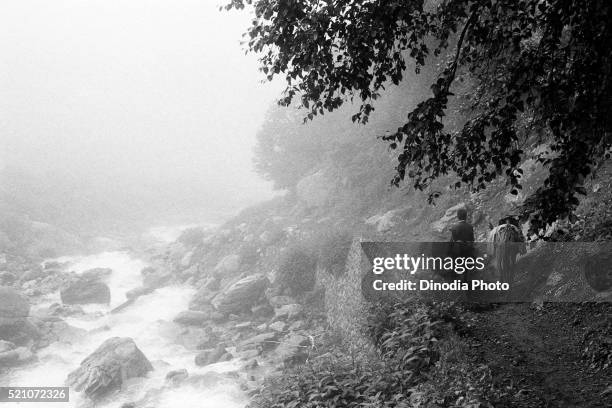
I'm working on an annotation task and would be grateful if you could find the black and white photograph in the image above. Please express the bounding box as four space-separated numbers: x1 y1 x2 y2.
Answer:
0 1 611 407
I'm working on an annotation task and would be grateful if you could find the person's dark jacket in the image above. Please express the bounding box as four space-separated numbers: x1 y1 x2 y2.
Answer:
449 220 475 259
450 220 475 242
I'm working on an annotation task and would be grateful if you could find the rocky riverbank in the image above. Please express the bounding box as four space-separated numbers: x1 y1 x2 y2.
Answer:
124 225 329 402
3 162 611 407
0 215 328 408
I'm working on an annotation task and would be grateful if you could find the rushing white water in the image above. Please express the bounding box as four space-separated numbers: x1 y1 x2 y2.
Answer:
4 251 247 408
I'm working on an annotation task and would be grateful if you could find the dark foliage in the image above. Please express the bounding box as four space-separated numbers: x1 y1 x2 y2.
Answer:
367 300 456 375
580 305 612 371
227 0 612 234
251 351 408 408
275 246 317 295
252 301 452 408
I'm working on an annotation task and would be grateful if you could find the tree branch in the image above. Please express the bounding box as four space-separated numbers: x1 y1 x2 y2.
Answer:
447 8 478 86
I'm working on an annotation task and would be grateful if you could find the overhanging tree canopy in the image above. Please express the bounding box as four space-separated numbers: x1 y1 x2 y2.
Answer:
227 0 612 233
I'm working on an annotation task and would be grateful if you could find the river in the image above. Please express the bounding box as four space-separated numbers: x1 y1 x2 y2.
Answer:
4 246 247 408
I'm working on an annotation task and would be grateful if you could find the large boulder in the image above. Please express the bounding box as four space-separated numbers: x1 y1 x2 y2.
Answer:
173 310 212 326
0 286 29 319
0 321 39 347
0 287 36 345
60 280 110 305
126 286 154 301
211 274 269 314
66 337 153 400
213 254 241 277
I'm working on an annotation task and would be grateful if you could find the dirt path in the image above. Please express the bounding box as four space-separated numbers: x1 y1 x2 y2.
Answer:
464 303 611 407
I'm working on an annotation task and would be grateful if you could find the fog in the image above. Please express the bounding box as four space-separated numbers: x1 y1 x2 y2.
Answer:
0 0 281 231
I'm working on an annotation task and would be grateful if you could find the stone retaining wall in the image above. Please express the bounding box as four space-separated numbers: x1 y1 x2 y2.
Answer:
316 238 375 356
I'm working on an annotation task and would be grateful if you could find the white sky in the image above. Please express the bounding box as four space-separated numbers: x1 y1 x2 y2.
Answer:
0 0 281 220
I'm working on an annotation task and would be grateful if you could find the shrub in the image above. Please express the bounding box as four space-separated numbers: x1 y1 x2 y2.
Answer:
580 305 612 371
252 300 453 408
316 230 353 277
251 346 412 408
366 300 460 375
275 246 317 296
409 334 497 408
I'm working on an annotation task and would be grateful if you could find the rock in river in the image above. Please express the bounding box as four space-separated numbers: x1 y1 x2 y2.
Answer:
165 368 188 385
61 279 110 305
195 344 231 367
0 286 38 345
66 337 153 400
126 286 154 300
173 310 212 326
0 286 29 319
0 346 34 366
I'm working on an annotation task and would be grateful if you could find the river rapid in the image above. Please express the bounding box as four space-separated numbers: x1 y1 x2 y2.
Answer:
4 232 247 407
